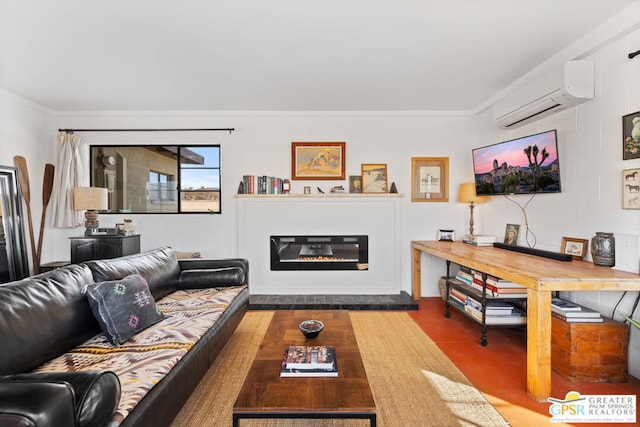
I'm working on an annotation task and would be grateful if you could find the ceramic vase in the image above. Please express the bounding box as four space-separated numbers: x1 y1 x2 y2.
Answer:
590 232 615 267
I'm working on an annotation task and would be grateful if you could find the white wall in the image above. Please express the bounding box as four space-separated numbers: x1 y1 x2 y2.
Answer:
1 111 472 292
0 89 54 267
475 26 640 377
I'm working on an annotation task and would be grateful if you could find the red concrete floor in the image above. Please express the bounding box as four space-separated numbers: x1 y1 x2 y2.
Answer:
409 297 640 427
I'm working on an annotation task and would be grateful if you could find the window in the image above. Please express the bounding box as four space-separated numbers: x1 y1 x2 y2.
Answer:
90 145 221 214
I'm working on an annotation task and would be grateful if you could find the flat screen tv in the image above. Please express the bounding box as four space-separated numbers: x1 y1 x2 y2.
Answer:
472 129 561 196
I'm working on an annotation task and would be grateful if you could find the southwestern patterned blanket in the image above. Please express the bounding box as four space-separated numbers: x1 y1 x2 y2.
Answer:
35 285 247 425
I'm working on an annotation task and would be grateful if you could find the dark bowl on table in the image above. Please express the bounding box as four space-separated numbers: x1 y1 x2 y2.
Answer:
299 320 324 339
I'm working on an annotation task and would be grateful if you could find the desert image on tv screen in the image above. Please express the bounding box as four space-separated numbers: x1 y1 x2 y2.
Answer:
473 130 561 195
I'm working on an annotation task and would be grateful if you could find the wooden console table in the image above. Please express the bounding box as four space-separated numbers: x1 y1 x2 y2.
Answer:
412 240 640 401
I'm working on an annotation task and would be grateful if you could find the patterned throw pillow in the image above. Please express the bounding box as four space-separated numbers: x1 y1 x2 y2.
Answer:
85 274 165 345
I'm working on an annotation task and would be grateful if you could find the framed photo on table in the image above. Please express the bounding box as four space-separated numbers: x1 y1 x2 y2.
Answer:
291 142 345 180
361 164 388 193
560 237 589 261
411 157 449 202
437 229 455 241
504 224 520 245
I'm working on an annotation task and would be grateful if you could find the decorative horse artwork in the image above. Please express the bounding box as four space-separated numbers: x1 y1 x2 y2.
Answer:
623 169 640 209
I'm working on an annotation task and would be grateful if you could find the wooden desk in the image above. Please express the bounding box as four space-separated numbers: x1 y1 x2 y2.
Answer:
411 240 640 401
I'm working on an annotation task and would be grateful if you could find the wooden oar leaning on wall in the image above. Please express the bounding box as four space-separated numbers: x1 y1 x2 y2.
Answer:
13 156 55 275
36 163 55 273
13 156 37 274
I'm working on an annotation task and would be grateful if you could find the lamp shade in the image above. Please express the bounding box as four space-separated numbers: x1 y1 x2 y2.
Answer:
457 183 487 204
74 187 108 210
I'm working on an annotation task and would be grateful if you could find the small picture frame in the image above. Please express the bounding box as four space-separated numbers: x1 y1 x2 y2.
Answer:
291 142 346 180
411 157 449 202
438 229 455 242
560 237 589 261
361 164 388 193
504 224 520 245
622 111 640 160
349 175 362 193
623 168 640 209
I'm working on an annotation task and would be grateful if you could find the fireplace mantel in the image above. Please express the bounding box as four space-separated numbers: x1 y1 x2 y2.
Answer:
237 195 402 295
234 193 404 199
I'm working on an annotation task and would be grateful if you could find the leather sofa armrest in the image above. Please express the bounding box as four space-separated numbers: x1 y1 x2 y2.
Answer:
178 267 246 289
0 380 76 427
1 371 120 427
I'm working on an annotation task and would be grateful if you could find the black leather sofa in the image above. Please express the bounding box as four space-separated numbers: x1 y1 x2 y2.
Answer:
0 246 249 427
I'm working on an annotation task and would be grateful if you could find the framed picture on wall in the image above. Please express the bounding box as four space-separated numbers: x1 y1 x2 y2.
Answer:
291 142 346 180
623 168 640 209
411 157 449 202
361 164 388 193
622 111 640 160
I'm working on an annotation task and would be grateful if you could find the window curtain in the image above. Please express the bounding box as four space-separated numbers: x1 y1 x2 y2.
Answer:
50 132 84 227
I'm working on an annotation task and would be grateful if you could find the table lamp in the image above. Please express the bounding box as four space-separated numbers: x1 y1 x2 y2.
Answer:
457 183 487 239
74 187 108 234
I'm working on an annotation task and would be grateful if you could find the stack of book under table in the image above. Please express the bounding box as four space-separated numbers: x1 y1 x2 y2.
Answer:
551 298 603 323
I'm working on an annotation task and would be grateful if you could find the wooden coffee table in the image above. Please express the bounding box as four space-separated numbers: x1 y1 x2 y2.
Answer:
232 310 376 426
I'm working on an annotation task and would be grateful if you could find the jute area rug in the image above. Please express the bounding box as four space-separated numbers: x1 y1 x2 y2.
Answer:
171 311 509 427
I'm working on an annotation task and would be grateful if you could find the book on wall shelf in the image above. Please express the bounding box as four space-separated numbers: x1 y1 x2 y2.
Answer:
280 346 339 377
240 175 287 194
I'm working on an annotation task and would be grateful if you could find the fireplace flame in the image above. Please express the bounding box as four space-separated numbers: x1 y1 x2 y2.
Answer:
297 256 346 262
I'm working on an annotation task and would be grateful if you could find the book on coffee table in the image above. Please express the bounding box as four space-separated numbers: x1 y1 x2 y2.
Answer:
280 345 338 377
280 366 339 377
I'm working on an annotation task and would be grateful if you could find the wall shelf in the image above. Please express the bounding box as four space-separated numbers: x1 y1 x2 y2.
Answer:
235 193 404 199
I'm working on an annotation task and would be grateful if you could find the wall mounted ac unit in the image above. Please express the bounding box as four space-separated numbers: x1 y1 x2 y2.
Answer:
492 60 594 129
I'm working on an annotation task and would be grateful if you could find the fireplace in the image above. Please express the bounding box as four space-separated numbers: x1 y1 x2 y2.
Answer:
270 235 368 271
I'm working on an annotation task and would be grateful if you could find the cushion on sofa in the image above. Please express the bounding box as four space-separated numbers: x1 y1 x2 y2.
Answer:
85 274 164 345
179 266 246 289
84 246 181 300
